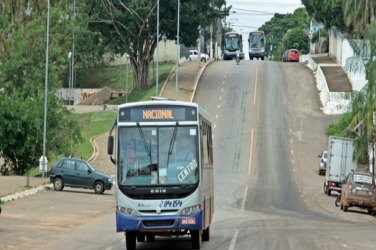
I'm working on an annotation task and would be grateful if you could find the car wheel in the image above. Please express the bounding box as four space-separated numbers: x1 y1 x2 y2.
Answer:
202 226 210 241
137 233 145 242
125 232 136 250
368 207 373 215
146 233 155 242
343 205 348 212
191 230 201 249
327 189 331 196
323 182 327 194
201 58 206 62
53 177 64 191
94 181 104 194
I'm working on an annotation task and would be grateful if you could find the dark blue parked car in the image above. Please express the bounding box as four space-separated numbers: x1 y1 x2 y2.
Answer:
50 158 113 194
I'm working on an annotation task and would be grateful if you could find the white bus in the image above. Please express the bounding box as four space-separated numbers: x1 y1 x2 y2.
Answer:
248 31 266 60
107 99 214 250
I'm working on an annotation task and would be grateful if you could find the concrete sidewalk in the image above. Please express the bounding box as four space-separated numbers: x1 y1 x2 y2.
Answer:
302 53 353 114
0 59 212 203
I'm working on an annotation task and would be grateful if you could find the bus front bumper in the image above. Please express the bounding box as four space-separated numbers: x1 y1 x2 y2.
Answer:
116 210 203 232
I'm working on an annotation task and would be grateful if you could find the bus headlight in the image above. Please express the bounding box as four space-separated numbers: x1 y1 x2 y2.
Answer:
118 206 137 216
181 205 201 215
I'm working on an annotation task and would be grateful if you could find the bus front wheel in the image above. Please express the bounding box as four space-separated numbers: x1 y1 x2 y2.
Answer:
202 226 210 241
191 230 202 249
125 232 136 250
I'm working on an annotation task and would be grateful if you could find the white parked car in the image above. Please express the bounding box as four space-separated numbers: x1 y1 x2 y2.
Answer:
189 50 209 62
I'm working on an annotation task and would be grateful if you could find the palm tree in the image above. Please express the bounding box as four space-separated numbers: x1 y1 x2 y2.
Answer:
347 20 376 164
342 0 376 38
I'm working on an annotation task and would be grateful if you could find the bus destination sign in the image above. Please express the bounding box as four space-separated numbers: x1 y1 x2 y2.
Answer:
119 105 197 122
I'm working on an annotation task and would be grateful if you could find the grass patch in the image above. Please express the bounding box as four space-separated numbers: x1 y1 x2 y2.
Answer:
74 63 174 91
74 111 117 160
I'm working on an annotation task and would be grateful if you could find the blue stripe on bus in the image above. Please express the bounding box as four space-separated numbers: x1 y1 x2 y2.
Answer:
115 210 203 232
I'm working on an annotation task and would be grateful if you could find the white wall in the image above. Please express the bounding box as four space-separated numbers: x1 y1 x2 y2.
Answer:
329 28 368 91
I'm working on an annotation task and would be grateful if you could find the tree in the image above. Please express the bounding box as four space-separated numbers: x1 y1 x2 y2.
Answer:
329 20 376 164
282 28 309 55
260 8 309 60
342 0 376 38
88 0 228 91
301 0 345 31
0 2 99 175
0 87 82 175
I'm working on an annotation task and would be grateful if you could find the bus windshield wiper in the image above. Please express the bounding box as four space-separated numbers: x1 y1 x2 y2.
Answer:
137 123 152 165
166 122 179 168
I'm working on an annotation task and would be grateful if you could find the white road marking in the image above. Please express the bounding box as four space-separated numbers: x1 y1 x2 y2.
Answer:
217 104 220 109
216 114 218 119
228 229 239 250
291 150 294 155
214 124 217 129
248 128 254 175
241 186 249 211
253 63 259 105
219 96 222 100
221 88 224 92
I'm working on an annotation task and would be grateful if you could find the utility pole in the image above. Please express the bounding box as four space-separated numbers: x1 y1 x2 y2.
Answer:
175 0 180 100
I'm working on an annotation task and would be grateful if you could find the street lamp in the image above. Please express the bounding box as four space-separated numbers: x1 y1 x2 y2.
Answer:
156 0 160 97
68 51 72 105
42 0 50 178
175 0 180 100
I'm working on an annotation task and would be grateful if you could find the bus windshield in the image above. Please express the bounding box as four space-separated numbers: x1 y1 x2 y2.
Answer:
118 125 199 186
225 36 241 50
249 34 265 49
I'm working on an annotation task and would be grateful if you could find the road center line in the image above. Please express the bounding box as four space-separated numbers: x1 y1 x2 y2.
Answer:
248 128 254 175
228 229 239 250
241 186 249 211
253 63 259 105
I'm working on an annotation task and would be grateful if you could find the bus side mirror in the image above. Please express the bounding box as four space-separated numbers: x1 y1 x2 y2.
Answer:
108 135 114 155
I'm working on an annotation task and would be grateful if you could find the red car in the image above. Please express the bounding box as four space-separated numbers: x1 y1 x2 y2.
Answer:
283 49 300 62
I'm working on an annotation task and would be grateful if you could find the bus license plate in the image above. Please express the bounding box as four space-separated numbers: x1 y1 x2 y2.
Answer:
182 217 196 225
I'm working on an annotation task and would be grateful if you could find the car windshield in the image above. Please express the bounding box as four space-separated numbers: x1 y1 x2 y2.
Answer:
118 125 199 186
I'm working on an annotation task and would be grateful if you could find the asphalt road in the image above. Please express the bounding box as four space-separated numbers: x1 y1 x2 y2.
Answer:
2 60 376 250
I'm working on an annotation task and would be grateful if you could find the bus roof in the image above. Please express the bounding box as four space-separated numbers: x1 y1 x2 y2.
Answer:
249 31 264 36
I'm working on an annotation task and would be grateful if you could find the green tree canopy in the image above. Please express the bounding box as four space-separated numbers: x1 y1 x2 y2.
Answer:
260 8 309 60
0 87 82 175
88 0 228 91
0 2 97 175
301 0 345 30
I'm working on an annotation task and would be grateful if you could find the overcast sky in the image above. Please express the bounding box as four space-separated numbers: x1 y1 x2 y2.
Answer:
225 0 304 34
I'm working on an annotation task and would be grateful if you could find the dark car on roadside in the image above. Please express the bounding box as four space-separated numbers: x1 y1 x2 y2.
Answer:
340 171 376 215
283 49 300 62
50 158 113 194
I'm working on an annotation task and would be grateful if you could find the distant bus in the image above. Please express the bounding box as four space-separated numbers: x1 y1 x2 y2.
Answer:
223 31 244 60
248 31 266 60
107 99 214 250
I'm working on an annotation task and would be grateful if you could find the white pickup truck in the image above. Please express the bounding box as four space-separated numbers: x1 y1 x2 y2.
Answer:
188 50 209 62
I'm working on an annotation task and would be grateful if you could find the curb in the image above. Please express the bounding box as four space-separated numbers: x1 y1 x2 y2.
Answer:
190 59 214 102
1 184 53 203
